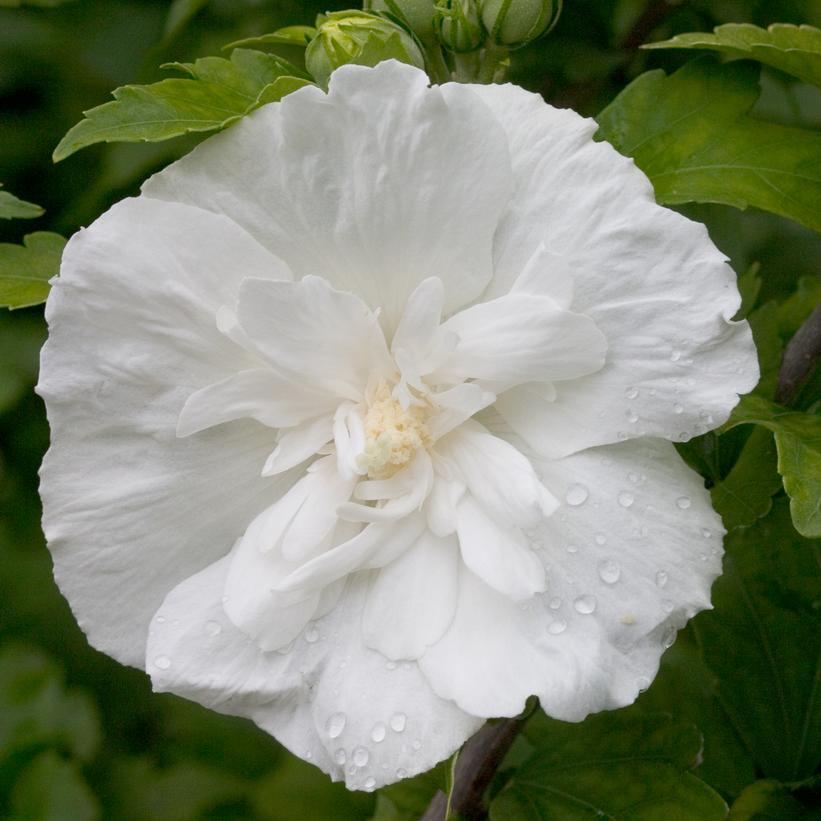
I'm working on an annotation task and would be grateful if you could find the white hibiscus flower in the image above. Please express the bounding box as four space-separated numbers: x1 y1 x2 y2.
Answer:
37 61 758 791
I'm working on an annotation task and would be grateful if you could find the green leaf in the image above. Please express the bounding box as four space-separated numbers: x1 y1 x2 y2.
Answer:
0 232 65 310
0 186 43 220
722 395 821 537
490 711 727 821
0 644 100 765
735 262 761 320
747 301 783 399
643 24 821 88
596 57 821 233
695 498 821 783
225 25 317 51
778 276 821 338
163 0 210 41
711 426 781 530
10 751 99 821
53 49 312 162
728 778 820 820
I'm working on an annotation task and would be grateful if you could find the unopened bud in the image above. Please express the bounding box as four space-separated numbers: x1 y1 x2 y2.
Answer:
306 11 426 88
480 0 555 46
434 0 485 52
365 0 437 41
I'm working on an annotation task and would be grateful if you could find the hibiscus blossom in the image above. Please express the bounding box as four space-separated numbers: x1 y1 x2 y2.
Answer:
38 61 758 790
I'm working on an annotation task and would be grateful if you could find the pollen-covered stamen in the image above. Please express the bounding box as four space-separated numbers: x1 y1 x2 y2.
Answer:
356 382 431 479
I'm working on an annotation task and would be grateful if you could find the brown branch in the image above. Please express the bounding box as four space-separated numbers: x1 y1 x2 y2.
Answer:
776 302 821 406
420 717 523 821
620 0 680 51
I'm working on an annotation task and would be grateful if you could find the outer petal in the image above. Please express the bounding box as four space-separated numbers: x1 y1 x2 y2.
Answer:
421 437 724 722
143 61 513 331
470 82 757 457
362 530 460 661
37 197 294 667
147 561 482 790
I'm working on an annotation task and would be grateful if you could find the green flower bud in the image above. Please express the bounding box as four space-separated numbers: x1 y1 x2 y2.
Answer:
306 11 426 89
434 0 485 53
480 0 555 46
364 0 437 41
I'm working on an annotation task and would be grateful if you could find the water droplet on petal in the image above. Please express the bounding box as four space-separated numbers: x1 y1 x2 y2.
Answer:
334 749 346 765
353 747 370 767
364 777 376 791
618 491 634 508
566 544 578 554
412 739 422 750
396 768 407 779
305 625 320 643
548 596 562 610
655 570 668 588
326 713 347 739
673 402 684 414
661 599 674 613
676 496 692 510
598 560 621 584
390 713 407 733
662 627 677 648
574 595 597 615
637 676 651 692
625 386 639 399
594 533 607 546
565 484 589 506
385 660 397 670
701 528 712 538
671 350 681 362
548 619 567 635
153 655 171 670
204 620 221 636
371 723 386 743
155 615 166 624
627 409 639 424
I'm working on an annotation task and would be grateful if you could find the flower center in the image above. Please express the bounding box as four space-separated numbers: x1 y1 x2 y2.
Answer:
355 382 431 479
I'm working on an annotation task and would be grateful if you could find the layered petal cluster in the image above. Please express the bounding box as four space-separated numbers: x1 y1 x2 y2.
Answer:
38 61 758 790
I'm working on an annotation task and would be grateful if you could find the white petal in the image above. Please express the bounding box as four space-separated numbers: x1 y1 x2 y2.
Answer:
455 497 546 601
437 422 558 528
427 383 497 441
433 294 606 392
391 276 445 365
147 563 482 789
177 369 334 436
144 61 513 332
236 276 393 401
419 567 556 717
511 243 574 309
362 530 459 660
424 475 465 538
333 402 368 481
37 196 294 667
262 416 334 476
470 82 758 456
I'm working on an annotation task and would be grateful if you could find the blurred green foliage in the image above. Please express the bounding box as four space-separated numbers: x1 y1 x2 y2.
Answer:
1 0 820 819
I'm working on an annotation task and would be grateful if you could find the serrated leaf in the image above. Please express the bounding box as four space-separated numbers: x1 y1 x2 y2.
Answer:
0 186 44 220
225 25 317 51
644 24 821 88
490 711 727 821
711 426 781 530
10 751 99 821
596 57 821 233
53 49 312 162
0 232 65 310
722 395 821 537
695 498 821 783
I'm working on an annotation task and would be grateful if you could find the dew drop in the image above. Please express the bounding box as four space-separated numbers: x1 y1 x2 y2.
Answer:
326 712 347 739
625 386 639 399
655 570 668 588
353 747 370 767
670 350 682 362
371 722 386 743
594 532 607 546
334 749 347 766
305 625 320 643
565 484 589 506
385 660 397 671
701 528 712 538
574 595 597 615
618 491 635 508
662 627 677 649
390 713 407 733
661 599 674 614
676 496 692 510
155 615 166 624
364 777 376 791
548 596 562 610
548 619 567 635
566 544 578 554
396 768 407 779
627 409 639 424
412 739 422 750
153 655 171 670
598 560 621 584
204 620 222 637
637 676 651 692
673 402 684 414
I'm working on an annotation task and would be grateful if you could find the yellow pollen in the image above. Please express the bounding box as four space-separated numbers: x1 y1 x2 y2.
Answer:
356 383 431 479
